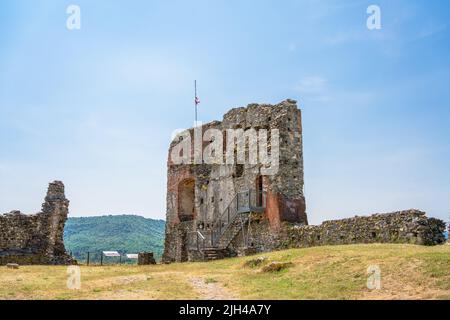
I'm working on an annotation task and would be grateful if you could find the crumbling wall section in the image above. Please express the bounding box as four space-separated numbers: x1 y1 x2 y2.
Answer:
0 181 75 265
278 210 446 249
227 210 445 257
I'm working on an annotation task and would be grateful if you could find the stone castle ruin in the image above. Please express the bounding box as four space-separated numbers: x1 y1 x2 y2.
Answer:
0 101 445 266
0 181 75 265
163 100 446 263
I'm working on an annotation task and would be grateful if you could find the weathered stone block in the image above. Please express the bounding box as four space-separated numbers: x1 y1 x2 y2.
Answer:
138 252 156 265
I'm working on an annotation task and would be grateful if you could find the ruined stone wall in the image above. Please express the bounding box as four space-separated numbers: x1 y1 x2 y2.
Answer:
227 210 446 256
277 210 446 250
0 181 75 265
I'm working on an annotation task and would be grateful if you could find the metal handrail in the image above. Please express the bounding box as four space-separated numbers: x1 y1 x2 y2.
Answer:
197 230 206 240
188 190 266 251
188 230 209 251
210 190 266 247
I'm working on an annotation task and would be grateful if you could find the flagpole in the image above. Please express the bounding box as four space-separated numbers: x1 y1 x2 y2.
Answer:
194 80 198 125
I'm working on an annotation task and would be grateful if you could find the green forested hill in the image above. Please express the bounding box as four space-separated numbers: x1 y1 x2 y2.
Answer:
64 215 165 262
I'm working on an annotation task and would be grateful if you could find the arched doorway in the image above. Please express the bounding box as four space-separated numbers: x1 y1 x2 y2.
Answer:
178 179 195 222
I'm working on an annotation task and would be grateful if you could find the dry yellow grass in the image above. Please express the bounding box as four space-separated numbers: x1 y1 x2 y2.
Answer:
0 244 448 300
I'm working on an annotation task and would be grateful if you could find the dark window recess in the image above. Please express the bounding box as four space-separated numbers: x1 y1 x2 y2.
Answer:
200 198 204 205
211 197 214 203
371 232 377 239
234 164 244 178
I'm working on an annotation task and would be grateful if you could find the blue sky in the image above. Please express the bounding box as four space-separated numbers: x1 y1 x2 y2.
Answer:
0 0 449 224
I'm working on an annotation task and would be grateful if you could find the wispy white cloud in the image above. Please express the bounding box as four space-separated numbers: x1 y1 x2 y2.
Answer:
294 76 328 93
93 51 194 94
417 23 447 39
293 76 378 105
293 76 332 102
109 52 193 92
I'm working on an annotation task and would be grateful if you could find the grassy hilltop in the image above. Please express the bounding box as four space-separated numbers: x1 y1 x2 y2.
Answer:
64 215 165 262
0 244 449 300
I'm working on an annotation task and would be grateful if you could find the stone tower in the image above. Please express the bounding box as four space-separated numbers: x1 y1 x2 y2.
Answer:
163 99 307 262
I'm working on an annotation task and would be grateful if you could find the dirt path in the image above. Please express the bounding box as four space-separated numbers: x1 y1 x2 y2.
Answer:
189 277 238 300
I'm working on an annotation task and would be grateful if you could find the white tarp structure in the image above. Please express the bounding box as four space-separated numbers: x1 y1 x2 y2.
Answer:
102 251 121 257
126 254 138 259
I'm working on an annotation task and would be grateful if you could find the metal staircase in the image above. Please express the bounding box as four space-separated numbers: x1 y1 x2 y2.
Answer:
189 189 266 261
